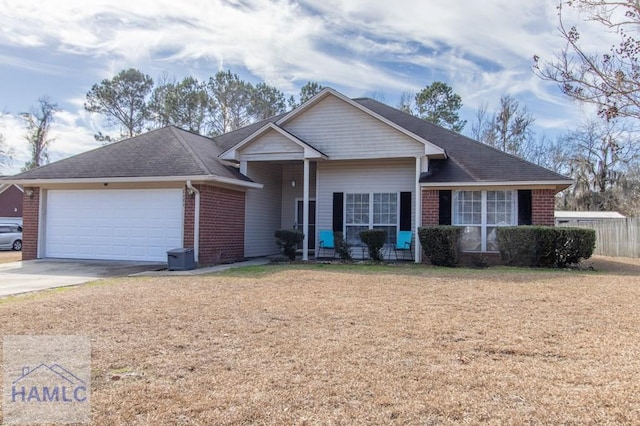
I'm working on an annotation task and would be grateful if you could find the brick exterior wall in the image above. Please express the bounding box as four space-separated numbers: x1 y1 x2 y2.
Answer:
421 189 439 226
532 188 556 226
0 185 23 217
22 187 40 261
183 184 246 266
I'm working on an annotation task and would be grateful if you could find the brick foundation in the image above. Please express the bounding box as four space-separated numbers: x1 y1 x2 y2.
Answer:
22 187 40 261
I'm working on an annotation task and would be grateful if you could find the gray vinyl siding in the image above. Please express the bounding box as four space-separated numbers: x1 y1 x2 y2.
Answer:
244 162 283 257
316 159 416 244
241 130 303 156
283 96 425 160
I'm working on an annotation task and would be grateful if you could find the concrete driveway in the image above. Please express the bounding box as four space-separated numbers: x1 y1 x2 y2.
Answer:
0 259 164 297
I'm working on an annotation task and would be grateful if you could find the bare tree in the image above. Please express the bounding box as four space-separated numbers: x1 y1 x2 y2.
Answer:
22 97 60 171
534 1 640 121
470 102 491 141
397 92 415 115
560 118 640 212
0 132 13 171
470 95 535 158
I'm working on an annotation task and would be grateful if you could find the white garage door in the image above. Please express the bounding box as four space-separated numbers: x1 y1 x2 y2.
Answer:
45 189 184 261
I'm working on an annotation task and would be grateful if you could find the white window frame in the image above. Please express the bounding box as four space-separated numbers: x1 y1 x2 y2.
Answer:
345 192 399 245
453 190 517 252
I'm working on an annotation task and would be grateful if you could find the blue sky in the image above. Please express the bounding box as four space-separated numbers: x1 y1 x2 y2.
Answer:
0 0 612 174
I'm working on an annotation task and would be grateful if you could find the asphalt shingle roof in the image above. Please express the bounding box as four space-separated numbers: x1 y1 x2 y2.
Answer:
353 98 572 184
7 126 251 182
4 95 572 187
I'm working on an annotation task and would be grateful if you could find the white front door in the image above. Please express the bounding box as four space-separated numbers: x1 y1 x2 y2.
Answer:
45 189 183 261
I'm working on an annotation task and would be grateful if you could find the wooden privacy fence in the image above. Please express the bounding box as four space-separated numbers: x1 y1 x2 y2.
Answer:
560 218 639 258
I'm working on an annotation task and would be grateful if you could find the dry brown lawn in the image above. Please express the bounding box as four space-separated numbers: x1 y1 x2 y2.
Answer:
0 250 21 264
1 256 639 424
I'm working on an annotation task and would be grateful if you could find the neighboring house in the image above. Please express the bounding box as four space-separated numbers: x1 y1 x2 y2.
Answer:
2 88 572 264
555 210 626 225
0 182 23 224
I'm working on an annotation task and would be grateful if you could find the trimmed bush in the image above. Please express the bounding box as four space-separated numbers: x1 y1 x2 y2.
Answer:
334 231 352 261
554 227 597 267
418 226 463 267
274 229 304 261
360 229 387 261
497 226 595 268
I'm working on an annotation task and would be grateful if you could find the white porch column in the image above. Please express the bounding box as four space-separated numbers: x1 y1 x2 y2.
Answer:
302 159 310 261
415 157 422 263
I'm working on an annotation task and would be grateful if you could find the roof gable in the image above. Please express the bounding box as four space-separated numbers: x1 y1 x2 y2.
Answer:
220 123 327 161
274 89 443 160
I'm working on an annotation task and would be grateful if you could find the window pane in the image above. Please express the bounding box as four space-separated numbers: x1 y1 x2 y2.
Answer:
346 226 369 246
487 227 500 252
487 190 515 225
346 193 369 225
373 193 397 225
373 226 397 245
454 191 481 225
460 226 482 252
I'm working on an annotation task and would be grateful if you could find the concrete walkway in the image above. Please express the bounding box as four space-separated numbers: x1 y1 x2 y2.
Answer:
132 257 271 276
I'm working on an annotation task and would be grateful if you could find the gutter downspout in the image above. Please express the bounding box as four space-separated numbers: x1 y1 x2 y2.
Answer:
186 180 200 263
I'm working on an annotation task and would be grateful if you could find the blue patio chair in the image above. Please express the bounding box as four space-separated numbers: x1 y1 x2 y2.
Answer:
318 230 335 258
394 230 414 261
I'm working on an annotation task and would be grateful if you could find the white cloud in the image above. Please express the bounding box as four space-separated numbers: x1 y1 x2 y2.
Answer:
0 0 623 159
0 110 97 175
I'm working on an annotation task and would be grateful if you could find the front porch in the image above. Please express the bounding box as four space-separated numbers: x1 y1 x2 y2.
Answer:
242 158 422 262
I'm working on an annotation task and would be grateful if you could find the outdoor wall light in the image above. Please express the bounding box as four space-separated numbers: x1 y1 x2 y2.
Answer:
25 189 34 199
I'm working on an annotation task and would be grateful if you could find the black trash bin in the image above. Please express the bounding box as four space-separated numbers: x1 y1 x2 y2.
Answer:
167 248 195 271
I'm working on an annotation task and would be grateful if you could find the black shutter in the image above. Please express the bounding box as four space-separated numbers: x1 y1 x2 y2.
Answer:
439 190 452 225
518 190 532 225
332 192 344 232
399 192 412 231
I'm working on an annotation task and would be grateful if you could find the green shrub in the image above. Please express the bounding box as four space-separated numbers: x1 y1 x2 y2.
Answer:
274 229 304 261
418 226 463 267
497 226 595 268
359 229 387 261
554 227 597 267
334 231 352 261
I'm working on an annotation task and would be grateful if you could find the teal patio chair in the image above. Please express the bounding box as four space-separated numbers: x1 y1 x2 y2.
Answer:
394 230 414 261
318 230 335 258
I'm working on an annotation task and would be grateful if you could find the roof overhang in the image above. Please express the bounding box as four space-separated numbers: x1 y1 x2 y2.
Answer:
0 183 23 195
2 175 263 189
420 180 574 191
220 122 328 161
276 88 447 159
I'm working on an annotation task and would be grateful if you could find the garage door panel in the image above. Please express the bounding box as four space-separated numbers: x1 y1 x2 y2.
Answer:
46 189 184 262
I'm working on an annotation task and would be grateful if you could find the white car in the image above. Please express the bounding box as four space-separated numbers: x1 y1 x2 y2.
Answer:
0 224 22 251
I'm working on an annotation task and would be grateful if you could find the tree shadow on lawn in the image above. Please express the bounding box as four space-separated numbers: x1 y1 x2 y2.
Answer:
579 255 640 277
